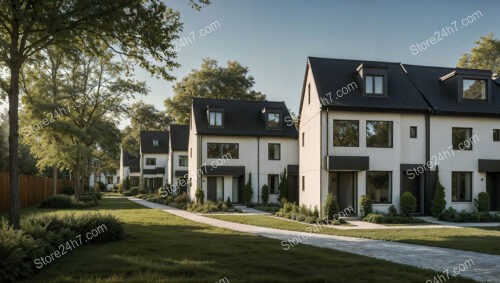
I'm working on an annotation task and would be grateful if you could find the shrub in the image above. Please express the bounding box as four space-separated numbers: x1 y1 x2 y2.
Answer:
187 200 233 213
70 213 124 244
61 186 75 196
261 184 269 204
313 206 320 218
438 207 458 222
39 195 73 208
94 181 106 192
244 173 253 204
304 216 318 224
226 197 232 208
78 194 98 206
323 193 339 222
296 214 306 222
388 205 397 216
195 188 204 204
431 166 446 217
400 191 417 217
360 195 372 218
363 213 383 223
174 192 190 205
278 168 288 203
123 187 139 196
363 213 424 224
474 192 490 213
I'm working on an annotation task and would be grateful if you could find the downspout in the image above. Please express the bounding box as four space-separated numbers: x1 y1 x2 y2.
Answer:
425 112 431 215
257 136 260 204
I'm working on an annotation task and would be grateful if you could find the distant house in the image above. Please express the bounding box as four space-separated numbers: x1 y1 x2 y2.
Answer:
119 148 140 187
168 124 189 193
89 172 119 191
298 56 500 215
140 131 169 191
188 98 299 204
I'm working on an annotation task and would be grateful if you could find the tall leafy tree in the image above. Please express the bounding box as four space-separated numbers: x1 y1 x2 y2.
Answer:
165 58 266 124
0 0 209 229
457 33 500 75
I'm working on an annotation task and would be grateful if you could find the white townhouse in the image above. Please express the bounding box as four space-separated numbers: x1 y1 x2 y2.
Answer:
89 172 119 191
119 148 141 187
140 131 169 191
188 98 299 204
168 124 189 193
298 57 500 215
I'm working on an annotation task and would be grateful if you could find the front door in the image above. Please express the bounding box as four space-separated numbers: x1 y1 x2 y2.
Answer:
401 171 421 213
329 172 356 214
232 177 240 203
487 173 500 211
207 177 217 202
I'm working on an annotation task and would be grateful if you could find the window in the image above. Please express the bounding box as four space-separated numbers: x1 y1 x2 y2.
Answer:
366 121 393 148
146 158 156 166
267 112 281 129
366 171 392 203
268 175 279 194
366 75 384 95
463 79 486 100
179 155 188 167
302 176 305 191
268 143 281 160
152 139 159 146
106 176 113 185
452 172 472 202
493 129 500 142
208 111 223 127
452 127 473 150
207 143 239 159
308 83 311 105
410 126 417 139
302 132 305 147
333 120 359 147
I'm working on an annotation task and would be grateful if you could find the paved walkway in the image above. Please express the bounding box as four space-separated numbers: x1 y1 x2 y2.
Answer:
129 198 500 282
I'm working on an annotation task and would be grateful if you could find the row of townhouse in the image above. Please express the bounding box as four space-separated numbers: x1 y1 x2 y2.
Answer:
119 56 499 215
299 57 500 215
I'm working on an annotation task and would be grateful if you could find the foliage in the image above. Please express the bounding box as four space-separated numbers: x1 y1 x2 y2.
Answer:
400 192 417 217
474 192 490 213
276 200 326 224
261 184 269 204
61 186 75 196
431 166 447 217
123 187 139 196
165 58 266 124
94 181 106 192
457 33 500 75
195 187 205 204
174 193 190 205
438 207 500 223
363 213 424 224
388 205 398 216
253 203 281 213
278 168 288 203
226 197 232 208
187 200 239 213
323 193 339 221
39 195 73 208
360 195 373 218
244 173 253 204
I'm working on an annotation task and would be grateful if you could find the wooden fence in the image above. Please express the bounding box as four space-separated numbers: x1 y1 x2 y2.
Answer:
0 172 75 211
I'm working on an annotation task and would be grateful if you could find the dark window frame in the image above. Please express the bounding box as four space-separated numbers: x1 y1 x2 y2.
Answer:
268 174 280 194
410 126 417 139
302 176 305 191
179 155 188 167
452 127 473 150
366 171 392 204
366 120 393 148
302 132 305 147
266 110 283 129
451 171 473 202
207 142 239 159
333 119 359 147
268 143 281 160
208 110 224 128
462 79 487 101
365 75 385 95
493 129 500 142
145 158 156 166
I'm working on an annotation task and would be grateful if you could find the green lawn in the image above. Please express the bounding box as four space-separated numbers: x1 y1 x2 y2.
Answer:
7 198 475 282
209 215 500 255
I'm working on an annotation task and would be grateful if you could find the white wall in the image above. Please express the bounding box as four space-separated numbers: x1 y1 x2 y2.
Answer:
170 150 189 186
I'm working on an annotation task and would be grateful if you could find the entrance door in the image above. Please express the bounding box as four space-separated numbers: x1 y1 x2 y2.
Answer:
487 173 500 211
207 177 217 202
287 175 299 203
232 177 239 203
402 171 421 213
329 172 356 214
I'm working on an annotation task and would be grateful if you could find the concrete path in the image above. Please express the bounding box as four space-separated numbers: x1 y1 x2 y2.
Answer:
129 198 500 283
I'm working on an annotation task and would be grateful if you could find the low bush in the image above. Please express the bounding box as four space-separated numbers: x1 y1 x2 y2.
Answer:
174 192 190 205
360 195 372 218
79 194 98 206
323 193 339 222
261 185 269 204
123 187 139 196
254 203 281 213
195 187 204 204
388 205 398 216
39 195 73 208
94 181 106 192
61 186 75 196
363 213 424 224
276 200 327 224
187 200 239 213
438 206 500 222
400 191 417 217
474 192 490 213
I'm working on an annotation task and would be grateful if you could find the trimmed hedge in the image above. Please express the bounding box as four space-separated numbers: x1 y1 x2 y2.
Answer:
438 207 500 222
39 195 73 208
363 213 424 224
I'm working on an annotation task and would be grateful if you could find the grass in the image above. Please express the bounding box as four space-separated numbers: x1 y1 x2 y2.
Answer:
209 214 500 255
7 198 474 282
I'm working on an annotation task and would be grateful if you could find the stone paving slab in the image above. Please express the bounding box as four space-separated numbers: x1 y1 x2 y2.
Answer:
129 198 500 283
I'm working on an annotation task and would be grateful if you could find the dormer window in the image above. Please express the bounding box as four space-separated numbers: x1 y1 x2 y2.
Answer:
366 75 384 95
267 112 281 129
152 139 159 146
208 110 223 127
463 79 486 100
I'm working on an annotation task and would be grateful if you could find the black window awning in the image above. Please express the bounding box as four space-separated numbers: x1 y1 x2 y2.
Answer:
326 156 369 171
174 170 188 177
287 165 299 175
201 165 245 176
478 159 500 172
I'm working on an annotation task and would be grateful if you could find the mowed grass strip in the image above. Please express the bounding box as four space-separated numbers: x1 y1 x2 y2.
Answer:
18 198 475 283
209 214 500 255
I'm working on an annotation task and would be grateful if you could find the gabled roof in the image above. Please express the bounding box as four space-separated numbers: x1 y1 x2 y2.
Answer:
404 64 500 117
122 150 140 172
192 98 298 138
140 131 169 154
305 57 431 113
169 124 189 151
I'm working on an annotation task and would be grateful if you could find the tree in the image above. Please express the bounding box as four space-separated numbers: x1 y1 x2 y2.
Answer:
21 46 143 200
261 184 269 204
458 33 500 75
0 0 209 229
165 58 266 124
122 101 170 155
431 166 447 217
244 172 253 204
323 192 339 222
278 167 288 202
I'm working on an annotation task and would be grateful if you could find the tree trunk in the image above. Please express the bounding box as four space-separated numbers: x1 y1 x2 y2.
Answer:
53 165 58 195
8 62 21 229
